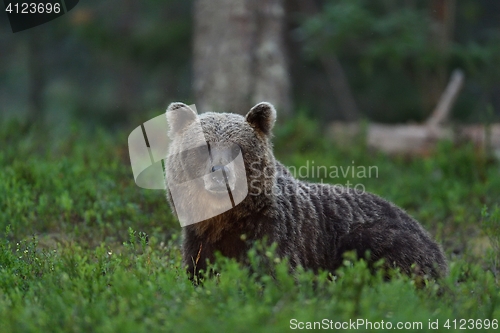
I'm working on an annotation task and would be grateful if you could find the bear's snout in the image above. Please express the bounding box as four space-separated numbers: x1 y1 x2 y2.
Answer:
204 161 237 194
211 165 229 174
202 143 241 195
207 165 230 192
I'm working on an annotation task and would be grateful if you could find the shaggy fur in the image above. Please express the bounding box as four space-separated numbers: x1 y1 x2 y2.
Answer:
165 102 448 279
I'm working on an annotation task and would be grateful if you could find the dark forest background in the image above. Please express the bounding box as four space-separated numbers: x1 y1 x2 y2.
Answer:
0 0 499 126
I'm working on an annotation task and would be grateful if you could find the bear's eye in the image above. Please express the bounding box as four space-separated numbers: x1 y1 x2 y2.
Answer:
230 144 242 160
206 142 242 161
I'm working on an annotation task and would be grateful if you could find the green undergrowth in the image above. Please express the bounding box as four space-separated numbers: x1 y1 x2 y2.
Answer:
0 120 177 247
1 116 500 332
0 232 499 333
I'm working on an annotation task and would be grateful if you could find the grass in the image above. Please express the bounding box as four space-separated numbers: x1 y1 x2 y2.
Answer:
0 116 499 332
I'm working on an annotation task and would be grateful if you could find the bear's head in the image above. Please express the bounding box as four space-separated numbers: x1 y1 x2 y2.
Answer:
165 102 277 226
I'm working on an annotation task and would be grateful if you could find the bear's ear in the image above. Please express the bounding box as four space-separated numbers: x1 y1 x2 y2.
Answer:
166 102 197 136
245 102 277 136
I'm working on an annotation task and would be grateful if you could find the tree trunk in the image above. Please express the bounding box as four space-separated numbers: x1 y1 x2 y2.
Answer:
193 0 291 116
252 0 291 116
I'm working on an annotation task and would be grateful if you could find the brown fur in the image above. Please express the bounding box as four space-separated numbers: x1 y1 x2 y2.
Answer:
165 102 448 280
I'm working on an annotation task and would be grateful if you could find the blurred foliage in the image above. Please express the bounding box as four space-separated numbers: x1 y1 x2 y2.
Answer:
1 0 499 124
298 0 500 122
0 0 193 125
71 0 191 69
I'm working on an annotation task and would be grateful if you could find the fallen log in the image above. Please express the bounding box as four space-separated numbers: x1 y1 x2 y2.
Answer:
327 69 500 157
328 122 500 156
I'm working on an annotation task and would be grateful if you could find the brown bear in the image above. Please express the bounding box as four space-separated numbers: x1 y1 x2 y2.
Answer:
164 102 448 280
